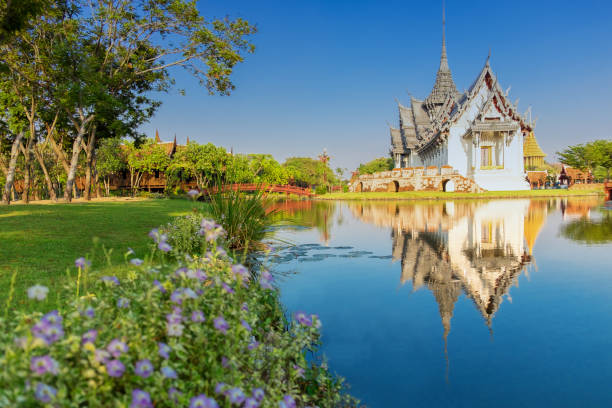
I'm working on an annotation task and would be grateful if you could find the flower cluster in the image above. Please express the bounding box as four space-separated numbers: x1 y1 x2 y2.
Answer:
199 218 225 243
0 219 358 407
149 227 172 252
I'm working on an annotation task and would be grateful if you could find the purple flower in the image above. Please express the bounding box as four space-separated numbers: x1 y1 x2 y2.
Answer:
241 302 249 312
166 307 183 324
190 394 219 408
227 388 246 405
311 314 322 329
41 310 62 325
107 339 128 358
27 284 49 300
293 364 305 378
200 219 217 231
117 297 130 308
106 359 125 377
221 356 230 368
82 306 95 318
82 329 98 345
130 389 153 408
75 257 91 269
34 383 57 403
127 247 135 255
32 322 64 345
215 383 227 395
167 322 184 337
248 339 260 351
232 264 250 281
30 355 59 375
214 316 229 334
101 276 119 285
161 366 178 379
130 258 144 266
279 395 296 408
95 350 111 364
158 342 171 359
134 359 153 378
221 282 235 294
153 279 166 293
191 310 205 323
252 388 265 401
259 270 274 290
294 311 312 327
196 269 207 281
169 387 182 403
158 241 172 252
244 397 260 408
170 288 197 304
241 320 252 332
187 189 200 198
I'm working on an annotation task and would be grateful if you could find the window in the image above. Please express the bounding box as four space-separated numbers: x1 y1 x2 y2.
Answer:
481 146 492 168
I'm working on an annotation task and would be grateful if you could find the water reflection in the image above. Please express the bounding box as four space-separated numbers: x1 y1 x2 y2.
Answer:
348 200 549 338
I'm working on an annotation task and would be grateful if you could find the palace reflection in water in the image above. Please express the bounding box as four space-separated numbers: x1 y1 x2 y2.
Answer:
347 200 551 340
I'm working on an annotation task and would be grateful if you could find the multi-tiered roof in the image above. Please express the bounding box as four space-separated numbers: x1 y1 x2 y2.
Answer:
391 17 534 157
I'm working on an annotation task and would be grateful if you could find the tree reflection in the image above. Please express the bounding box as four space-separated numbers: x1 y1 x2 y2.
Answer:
560 211 612 244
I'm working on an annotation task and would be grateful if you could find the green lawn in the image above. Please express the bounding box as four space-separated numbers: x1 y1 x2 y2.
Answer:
318 189 605 200
0 199 197 311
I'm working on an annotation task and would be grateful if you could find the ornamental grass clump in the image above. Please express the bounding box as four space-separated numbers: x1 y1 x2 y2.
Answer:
0 219 358 407
207 186 276 252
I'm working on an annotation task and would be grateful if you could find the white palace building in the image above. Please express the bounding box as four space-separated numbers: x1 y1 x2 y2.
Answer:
389 16 534 191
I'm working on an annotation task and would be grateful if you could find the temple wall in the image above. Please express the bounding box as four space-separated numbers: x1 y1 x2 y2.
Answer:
350 167 484 193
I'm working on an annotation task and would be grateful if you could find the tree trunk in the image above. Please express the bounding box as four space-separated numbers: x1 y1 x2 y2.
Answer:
64 128 87 203
93 154 101 198
20 137 35 204
2 132 24 205
33 144 58 202
83 128 96 201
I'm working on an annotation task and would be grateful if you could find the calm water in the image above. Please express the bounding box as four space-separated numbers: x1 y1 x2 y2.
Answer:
270 198 612 407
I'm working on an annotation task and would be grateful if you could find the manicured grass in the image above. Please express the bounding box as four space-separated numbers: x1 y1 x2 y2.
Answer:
0 199 197 311
317 189 605 200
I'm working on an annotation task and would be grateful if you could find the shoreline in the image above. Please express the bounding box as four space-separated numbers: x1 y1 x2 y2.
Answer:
315 189 605 201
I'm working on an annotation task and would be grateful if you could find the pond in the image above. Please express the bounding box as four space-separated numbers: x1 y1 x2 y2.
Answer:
269 197 612 407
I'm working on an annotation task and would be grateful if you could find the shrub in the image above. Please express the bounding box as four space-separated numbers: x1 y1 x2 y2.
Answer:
160 214 210 259
0 222 358 407
342 185 349 193
207 187 276 252
314 185 327 195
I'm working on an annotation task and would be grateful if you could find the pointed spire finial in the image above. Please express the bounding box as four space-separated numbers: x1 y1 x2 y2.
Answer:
440 0 449 72
155 129 161 143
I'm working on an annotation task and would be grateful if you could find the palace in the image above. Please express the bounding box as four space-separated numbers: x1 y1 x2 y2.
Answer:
389 17 535 191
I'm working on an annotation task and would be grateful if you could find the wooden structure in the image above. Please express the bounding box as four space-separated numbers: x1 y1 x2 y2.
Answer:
526 170 548 189
206 184 314 197
559 165 593 186
605 182 612 201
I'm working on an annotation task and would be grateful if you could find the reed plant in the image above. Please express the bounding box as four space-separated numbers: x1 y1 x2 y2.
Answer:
206 184 277 252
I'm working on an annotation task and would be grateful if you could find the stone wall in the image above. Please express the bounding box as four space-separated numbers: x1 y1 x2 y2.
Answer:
350 166 485 193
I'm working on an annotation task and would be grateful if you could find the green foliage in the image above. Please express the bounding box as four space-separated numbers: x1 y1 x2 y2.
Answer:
125 139 171 193
358 157 394 174
557 140 612 180
315 185 328 195
207 187 275 252
161 214 210 259
167 143 231 189
0 225 358 406
97 138 127 196
283 157 337 187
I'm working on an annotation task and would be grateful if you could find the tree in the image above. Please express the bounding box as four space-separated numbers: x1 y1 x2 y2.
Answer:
126 139 170 194
167 142 231 189
558 140 612 181
97 138 126 196
283 157 337 187
358 157 394 175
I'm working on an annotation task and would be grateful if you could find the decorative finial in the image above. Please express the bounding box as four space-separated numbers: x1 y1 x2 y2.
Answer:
155 129 161 143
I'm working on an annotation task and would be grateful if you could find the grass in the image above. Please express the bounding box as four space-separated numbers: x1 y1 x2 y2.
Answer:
0 199 197 311
317 189 605 200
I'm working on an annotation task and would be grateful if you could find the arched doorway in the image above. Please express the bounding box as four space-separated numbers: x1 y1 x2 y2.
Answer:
388 180 399 192
442 179 455 192
355 182 363 192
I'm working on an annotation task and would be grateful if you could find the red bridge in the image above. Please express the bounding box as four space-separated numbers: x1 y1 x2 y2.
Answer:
206 184 314 197
605 182 612 201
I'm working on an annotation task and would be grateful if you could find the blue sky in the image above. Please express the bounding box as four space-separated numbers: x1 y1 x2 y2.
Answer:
140 0 612 172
